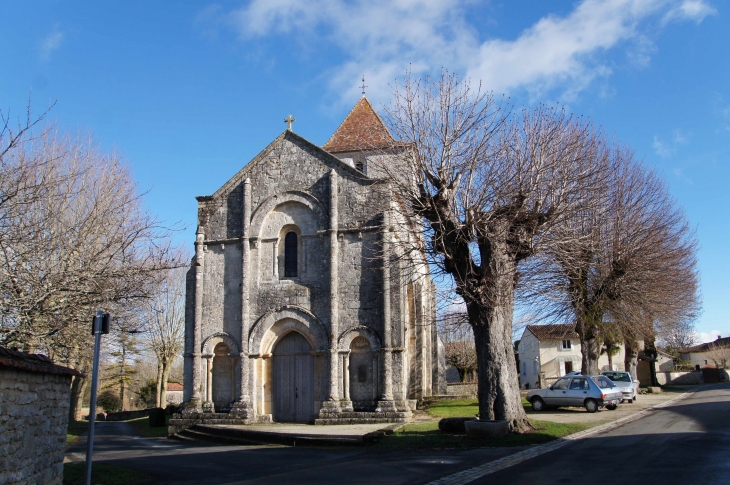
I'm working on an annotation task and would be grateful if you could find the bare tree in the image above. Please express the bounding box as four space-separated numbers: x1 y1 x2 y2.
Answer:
522 145 700 376
0 122 183 420
439 311 477 382
705 342 730 369
143 265 187 408
383 72 605 432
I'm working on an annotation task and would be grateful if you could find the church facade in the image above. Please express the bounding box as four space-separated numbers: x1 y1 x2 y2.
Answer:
181 98 444 424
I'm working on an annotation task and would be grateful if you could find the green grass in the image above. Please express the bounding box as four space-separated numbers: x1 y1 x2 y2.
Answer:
371 398 592 450
66 420 89 448
63 463 151 485
375 420 591 450
126 415 170 438
425 398 531 419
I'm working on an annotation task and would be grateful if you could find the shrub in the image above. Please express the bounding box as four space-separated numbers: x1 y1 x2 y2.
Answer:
97 390 122 413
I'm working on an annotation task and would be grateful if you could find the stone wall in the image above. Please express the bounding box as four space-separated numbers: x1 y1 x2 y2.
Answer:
0 348 79 485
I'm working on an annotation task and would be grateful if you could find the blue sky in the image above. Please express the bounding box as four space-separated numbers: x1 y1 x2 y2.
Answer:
1 0 727 342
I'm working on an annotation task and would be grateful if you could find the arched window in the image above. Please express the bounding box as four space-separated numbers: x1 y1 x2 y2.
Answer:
284 231 298 277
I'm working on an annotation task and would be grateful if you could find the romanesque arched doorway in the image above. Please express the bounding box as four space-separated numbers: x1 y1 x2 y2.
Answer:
212 342 234 411
272 331 314 422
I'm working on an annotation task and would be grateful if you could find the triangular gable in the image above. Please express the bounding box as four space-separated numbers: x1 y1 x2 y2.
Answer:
199 130 373 201
322 97 396 153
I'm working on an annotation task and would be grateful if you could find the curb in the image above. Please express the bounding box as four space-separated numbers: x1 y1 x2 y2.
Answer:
425 389 697 485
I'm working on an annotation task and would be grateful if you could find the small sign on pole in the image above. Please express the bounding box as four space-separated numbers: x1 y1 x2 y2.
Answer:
85 310 110 485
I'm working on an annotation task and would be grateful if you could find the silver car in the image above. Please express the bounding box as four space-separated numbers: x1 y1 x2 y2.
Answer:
601 371 640 403
527 375 623 413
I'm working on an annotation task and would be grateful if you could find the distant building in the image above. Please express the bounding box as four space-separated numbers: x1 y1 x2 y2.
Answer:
517 324 626 389
166 382 184 405
679 336 730 370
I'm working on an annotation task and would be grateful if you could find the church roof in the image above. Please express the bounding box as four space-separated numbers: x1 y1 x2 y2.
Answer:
322 97 396 153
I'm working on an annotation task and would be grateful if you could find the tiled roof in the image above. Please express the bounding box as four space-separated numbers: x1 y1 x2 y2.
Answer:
167 382 184 391
322 97 396 153
526 324 579 341
0 346 82 377
681 336 730 353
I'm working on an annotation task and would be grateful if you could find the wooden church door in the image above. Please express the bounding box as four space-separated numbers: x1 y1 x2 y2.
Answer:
273 331 314 422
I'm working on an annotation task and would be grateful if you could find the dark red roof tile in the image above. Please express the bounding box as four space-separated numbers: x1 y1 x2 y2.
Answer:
322 97 395 153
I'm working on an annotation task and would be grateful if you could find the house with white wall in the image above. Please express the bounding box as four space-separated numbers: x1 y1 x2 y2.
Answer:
679 336 730 370
517 324 626 389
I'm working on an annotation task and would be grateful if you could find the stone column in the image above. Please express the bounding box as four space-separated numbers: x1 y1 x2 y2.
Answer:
377 207 397 412
341 351 353 411
187 227 205 412
321 169 341 415
203 355 214 413
231 178 252 420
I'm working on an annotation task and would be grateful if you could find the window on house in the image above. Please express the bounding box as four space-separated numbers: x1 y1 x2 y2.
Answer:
562 340 572 350
533 360 538 374
284 231 298 277
355 161 364 172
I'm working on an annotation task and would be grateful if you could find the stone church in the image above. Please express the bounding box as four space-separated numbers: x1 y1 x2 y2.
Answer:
180 97 445 425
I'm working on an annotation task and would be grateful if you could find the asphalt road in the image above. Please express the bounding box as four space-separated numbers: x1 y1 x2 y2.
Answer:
75 384 730 485
472 383 730 485
74 422 516 484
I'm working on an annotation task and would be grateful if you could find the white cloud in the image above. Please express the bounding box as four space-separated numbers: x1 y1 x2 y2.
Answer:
697 329 726 343
39 28 64 60
662 0 717 25
653 135 674 157
215 0 717 103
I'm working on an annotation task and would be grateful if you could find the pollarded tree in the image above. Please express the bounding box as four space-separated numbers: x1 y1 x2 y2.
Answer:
522 145 700 376
383 72 606 432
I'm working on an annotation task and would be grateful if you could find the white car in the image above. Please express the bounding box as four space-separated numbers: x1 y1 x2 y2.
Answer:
601 371 640 403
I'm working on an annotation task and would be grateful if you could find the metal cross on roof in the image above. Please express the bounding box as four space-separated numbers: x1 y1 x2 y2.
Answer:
360 75 368 97
284 114 296 131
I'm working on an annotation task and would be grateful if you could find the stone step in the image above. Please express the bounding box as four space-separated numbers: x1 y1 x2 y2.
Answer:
317 412 411 419
314 418 407 425
191 424 366 447
177 427 267 446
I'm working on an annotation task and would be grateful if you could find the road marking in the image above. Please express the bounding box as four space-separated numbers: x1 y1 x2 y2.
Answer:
425 390 695 485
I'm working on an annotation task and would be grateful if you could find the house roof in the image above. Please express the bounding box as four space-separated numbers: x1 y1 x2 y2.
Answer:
166 382 183 391
0 346 82 377
526 324 579 341
322 97 396 153
681 336 730 353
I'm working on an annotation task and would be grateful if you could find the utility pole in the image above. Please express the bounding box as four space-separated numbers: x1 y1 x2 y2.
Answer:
85 310 110 485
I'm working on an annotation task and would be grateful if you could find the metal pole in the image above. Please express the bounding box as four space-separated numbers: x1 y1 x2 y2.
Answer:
85 310 103 485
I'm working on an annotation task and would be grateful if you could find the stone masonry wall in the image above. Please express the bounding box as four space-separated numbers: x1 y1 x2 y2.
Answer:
0 368 72 485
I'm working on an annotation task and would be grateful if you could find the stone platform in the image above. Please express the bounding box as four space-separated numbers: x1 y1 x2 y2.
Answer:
171 422 401 447
314 410 411 425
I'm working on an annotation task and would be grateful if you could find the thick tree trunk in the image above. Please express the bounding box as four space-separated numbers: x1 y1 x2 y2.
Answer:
576 314 601 375
579 336 601 376
645 337 660 386
624 339 640 380
68 374 88 422
468 299 532 434
155 359 164 408
160 359 171 408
